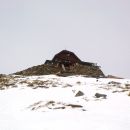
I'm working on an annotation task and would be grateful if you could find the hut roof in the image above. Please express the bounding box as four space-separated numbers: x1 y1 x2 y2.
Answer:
52 50 81 64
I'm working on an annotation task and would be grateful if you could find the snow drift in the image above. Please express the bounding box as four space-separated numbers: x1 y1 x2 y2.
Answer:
0 75 130 130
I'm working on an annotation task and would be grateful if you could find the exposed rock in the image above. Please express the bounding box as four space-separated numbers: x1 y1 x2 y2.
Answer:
75 91 84 97
27 100 83 111
0 74 16 90
108 81 121 85
95 93 107 99
106 75 123 79
125 84 130 89
66 104 83 108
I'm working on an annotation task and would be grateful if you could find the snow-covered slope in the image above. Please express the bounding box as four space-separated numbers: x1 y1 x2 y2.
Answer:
0 75 130 130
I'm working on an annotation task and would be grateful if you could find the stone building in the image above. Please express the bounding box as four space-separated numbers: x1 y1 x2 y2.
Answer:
15 50 105 77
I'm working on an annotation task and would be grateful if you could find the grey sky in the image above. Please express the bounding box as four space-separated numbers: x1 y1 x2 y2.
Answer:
0 0 130 78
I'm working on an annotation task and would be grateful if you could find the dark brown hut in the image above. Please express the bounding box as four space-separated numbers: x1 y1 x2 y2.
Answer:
52 50 81 67
45 50 96 67
15 50 105 77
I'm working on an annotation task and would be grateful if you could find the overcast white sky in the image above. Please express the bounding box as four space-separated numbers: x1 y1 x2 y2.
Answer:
0 0 130 78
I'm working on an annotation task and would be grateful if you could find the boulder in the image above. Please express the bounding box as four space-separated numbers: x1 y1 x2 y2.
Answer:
95 93 107 99
75 91 84 97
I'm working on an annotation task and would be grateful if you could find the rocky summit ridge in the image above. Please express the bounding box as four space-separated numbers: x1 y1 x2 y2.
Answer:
14 50 104 77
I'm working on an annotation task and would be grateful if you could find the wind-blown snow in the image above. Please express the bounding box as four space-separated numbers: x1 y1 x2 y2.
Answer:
0 75 130 130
